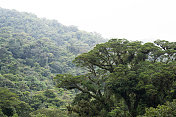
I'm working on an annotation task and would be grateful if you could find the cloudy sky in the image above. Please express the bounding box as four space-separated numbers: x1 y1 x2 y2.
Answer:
0 0 176 42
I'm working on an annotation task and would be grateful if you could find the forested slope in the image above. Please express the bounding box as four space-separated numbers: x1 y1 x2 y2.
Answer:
1 7 175 117
0 8 105 117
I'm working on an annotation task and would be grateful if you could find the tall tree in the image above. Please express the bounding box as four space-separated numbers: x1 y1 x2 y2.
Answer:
55 39 176 117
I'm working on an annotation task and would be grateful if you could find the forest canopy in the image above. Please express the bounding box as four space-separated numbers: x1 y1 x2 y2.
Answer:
55 39 176 117
0 8 105 117
0 7 176 117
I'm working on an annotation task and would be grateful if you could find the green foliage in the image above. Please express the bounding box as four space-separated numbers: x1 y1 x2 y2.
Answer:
0 87 32 117
0 87 19 116
1 7 176 117
138 100 176 117
30 108 78 117
0 7 105 93
0 7 105 117
44 89 56 98
55 39 176 117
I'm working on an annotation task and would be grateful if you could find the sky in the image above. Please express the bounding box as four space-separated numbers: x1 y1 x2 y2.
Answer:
0 0 176 42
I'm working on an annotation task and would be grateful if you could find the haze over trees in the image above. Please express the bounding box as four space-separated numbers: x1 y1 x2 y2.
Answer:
0 8 105 117
0 7 176 117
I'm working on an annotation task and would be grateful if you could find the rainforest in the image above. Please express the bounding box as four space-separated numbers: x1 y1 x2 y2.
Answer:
0 8 176 117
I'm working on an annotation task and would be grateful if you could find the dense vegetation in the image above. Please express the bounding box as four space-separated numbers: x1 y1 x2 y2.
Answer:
0 7 176 117
0 8 105 117
55 39 176 117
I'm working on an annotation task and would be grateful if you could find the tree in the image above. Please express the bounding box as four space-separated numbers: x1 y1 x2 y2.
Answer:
55 39 176 117
0 7 106 117
0 87 19 116
0 87 32 117
30 108 76 117
138 100 176 117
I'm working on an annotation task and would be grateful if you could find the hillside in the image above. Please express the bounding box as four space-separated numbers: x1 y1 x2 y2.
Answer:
0 8 105 117
0 7 176 117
